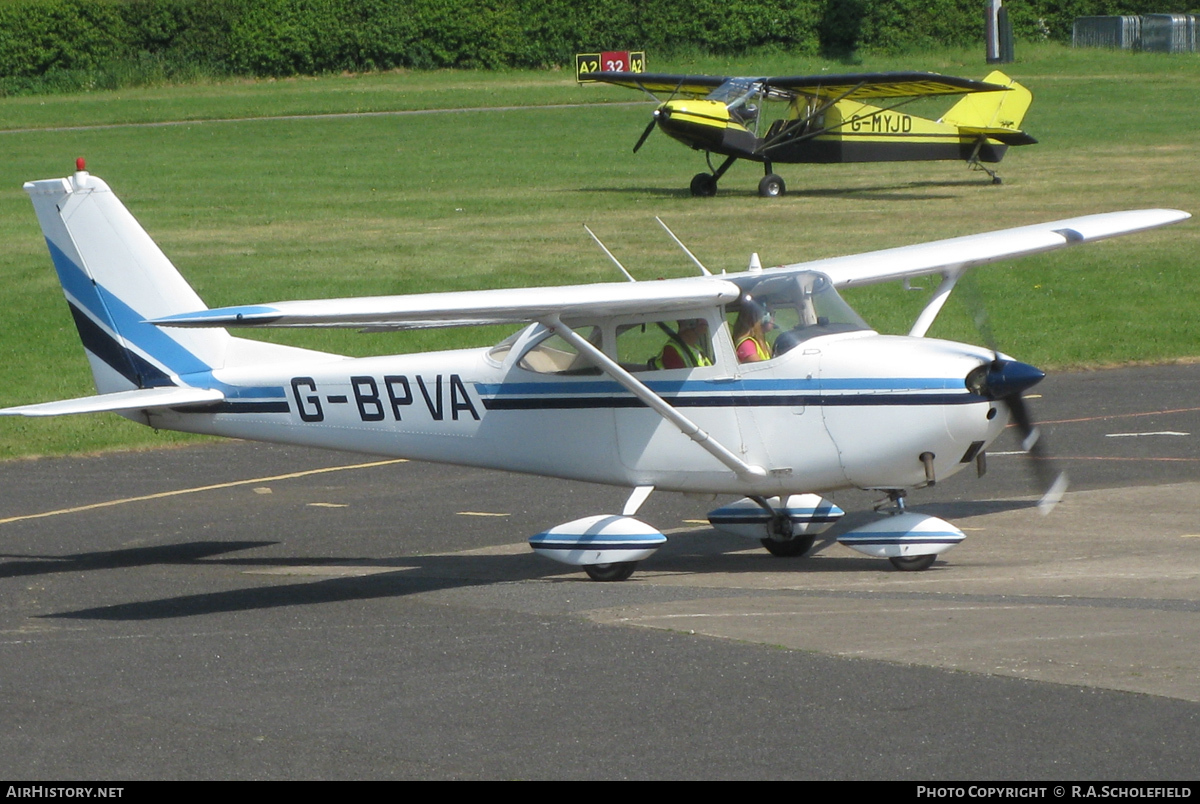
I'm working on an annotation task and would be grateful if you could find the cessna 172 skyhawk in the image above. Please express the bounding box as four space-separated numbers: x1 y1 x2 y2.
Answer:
1 165 1188 580
584 69 1035 197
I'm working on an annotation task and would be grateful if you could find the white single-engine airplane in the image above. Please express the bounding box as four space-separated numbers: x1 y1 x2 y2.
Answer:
2 164 1189 580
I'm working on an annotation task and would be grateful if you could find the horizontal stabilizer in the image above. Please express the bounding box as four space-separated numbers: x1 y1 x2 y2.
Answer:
958 127 1038 146
0 386 224 418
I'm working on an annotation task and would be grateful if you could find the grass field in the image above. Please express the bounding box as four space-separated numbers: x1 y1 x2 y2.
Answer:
1 43 1198 458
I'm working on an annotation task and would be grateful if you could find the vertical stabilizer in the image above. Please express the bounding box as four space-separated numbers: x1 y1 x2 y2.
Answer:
25 169 231 394
940 71 1033 132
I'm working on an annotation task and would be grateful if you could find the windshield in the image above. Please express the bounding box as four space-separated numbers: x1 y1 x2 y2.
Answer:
729 271 870 356
707 77 764 110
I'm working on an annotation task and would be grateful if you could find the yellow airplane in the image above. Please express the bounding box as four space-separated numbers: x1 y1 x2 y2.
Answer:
584 70 1035 197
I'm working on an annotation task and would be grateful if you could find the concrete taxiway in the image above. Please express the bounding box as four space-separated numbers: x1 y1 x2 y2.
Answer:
1 364 1198 779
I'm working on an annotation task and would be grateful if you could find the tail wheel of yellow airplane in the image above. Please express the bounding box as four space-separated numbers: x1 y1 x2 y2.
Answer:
690 173 718 197
759 174 786 198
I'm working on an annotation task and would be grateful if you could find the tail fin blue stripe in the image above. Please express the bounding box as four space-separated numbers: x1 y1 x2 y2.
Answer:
47 238 212 380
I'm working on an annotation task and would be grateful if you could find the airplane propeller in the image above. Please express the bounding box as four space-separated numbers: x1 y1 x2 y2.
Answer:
962 290 1068 513
633 110 660 153
632 79 684 153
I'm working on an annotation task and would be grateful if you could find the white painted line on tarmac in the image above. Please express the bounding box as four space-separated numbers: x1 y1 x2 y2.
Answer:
0 459 407 525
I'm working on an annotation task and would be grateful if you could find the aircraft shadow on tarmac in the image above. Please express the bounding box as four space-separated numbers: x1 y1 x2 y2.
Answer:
30 498 1039 622
0 541 276 579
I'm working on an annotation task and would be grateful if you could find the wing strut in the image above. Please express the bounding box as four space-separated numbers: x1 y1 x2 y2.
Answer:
541 315 767 481
908 269 963 337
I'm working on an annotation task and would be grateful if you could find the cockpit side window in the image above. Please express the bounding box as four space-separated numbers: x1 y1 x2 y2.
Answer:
516 327 602 375
486 330 523 365
616 316 715 372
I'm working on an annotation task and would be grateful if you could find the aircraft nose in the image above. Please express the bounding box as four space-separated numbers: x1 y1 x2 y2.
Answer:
965 358 1045 400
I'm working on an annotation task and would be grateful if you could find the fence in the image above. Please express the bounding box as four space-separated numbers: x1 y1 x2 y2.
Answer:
1073 14 1197 51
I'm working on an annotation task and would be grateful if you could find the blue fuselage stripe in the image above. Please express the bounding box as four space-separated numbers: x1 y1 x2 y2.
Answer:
483 392 982 410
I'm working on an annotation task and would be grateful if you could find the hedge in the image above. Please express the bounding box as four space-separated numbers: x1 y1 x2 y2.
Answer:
0 0 1190 93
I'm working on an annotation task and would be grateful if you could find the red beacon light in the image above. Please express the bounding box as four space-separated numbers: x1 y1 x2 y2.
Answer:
71 157 90 190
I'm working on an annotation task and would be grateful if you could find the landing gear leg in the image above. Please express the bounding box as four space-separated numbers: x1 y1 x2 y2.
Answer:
873 489 908 514
966 138 1002 185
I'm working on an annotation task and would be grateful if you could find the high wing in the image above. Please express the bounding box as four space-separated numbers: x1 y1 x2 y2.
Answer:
763 72 1012 100
587 70 1011 103
804 209 1190 287
584 71 730 98
151 277 743 330
151 210 1189 332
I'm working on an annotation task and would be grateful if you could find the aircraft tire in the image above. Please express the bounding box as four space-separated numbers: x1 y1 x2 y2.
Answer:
888 554 937 571
760 533 816 557
583 561 638 581
758 174 786 198
690 173 718 197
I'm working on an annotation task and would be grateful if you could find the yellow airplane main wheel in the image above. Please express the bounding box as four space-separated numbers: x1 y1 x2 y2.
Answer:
690 173 718 197
759 174 786 198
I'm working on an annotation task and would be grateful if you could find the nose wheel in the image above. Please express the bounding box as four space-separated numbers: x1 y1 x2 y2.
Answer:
760 533 815 557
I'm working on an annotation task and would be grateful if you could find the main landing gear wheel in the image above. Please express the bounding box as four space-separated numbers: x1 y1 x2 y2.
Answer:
889 554 937 571
760 533 816 557
690 173 718 197
758 173 786 198
584 561 638 582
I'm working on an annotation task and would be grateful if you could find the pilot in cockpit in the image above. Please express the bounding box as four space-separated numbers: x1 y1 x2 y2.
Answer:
651 318 712 369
